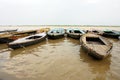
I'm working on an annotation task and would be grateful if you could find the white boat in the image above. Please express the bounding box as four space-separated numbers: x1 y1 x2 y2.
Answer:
8 33 47 49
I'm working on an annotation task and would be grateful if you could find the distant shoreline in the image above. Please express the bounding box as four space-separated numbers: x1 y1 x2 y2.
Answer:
0 25 120 31
0 25 120 27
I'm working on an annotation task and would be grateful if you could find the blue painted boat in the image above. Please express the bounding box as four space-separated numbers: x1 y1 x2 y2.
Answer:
66 28 85 39
8 33 47 49
47 28 65 39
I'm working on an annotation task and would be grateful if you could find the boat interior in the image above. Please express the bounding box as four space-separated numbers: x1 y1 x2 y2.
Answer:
69 30 72 33
74 30 82 33
92 30 99 33
104 31 114 34
86 37 105 45
27 36 42 39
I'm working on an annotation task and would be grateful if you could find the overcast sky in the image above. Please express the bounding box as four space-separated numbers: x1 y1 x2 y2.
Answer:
0 0 120 25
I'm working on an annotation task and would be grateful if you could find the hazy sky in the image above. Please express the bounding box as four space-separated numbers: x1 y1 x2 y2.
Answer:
0 0 120 25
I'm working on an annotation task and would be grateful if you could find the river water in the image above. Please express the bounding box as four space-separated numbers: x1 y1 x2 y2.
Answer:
0 26 120 80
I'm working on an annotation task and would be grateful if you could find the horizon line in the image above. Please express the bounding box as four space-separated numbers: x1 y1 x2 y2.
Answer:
0 25 120 27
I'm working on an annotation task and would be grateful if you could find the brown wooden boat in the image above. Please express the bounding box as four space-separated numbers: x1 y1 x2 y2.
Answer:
9 30 37 40
37 28 50 33
80 33 113 59
0 33 13 43
0 30 37 43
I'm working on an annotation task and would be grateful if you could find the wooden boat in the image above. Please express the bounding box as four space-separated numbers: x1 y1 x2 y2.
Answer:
8 33 47 49
0 30 38 43
37 28 50 33
66 28 85 39
0 33 13 43
80 33 113 59
47 28 65 39
0 29 17 33
9 30 38 40
90 30 103 35
102 30 120 39
13 30 37 35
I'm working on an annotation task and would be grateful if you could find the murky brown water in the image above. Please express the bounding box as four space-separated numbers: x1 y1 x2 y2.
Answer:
0 26 120 80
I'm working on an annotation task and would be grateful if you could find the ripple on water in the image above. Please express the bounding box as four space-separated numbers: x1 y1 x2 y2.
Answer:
0 35 120 80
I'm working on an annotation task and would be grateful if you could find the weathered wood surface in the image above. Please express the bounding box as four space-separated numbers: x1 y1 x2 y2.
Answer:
80 33 113 59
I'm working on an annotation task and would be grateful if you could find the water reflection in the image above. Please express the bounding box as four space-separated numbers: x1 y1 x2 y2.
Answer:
106 38 119 43
0 36 120 80
0 71 20 80
65 37 80 45
0 44 7 50
1 38 95 80
0 26 120 80
47 37 65 45
79 47 111 80
10 40 47 58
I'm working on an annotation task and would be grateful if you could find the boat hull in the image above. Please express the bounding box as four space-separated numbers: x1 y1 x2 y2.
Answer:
81 43 112 59
47 34 64 39
67 33 82 39
0 29 17 33
102 30 120 39
0 38 14 43
102 33 119 38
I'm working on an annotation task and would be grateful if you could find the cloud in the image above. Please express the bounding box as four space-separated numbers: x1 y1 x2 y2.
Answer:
84 0 100 4
0 0 120 25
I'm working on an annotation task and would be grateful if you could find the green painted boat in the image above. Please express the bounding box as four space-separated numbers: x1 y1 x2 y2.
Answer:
47 28 65 39
102 30 120 39
66 28 85 39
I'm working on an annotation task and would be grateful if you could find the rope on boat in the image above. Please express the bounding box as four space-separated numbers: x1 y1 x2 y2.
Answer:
0 48 13 53
19 44 26 49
